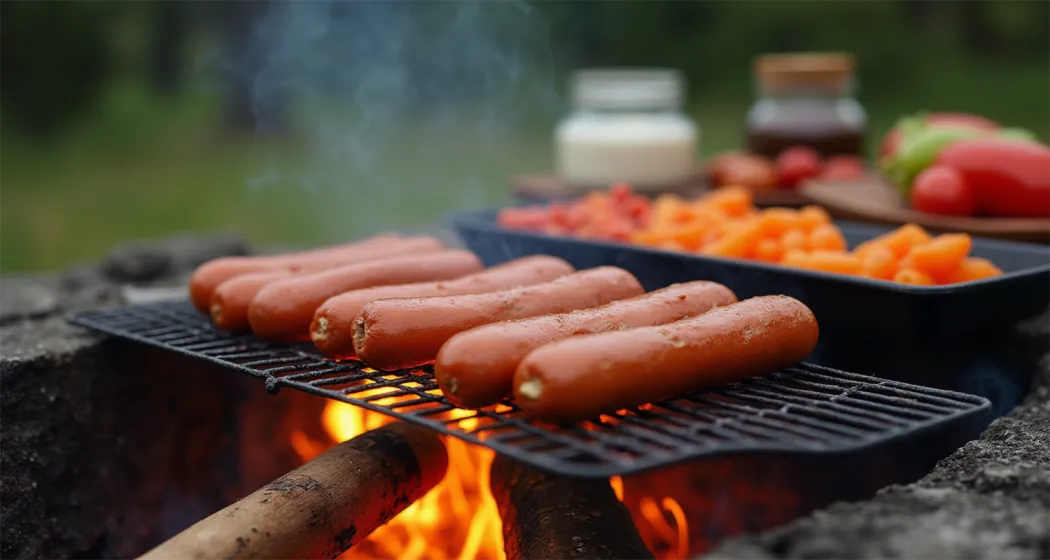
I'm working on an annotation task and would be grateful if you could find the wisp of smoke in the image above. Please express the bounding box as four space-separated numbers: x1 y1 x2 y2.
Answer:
243 0 558 240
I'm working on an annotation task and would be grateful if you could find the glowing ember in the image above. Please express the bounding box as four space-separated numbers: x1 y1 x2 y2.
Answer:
292 394 690 560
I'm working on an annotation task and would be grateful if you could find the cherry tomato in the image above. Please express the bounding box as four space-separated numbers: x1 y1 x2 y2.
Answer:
819 156 866 181
708 152 778 190
776 147 822 189
910 165 976 217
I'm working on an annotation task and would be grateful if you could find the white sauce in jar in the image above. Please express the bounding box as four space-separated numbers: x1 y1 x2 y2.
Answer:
554 69 699 190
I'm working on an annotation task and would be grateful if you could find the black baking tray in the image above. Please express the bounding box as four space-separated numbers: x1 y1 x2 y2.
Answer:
450 209 1050 346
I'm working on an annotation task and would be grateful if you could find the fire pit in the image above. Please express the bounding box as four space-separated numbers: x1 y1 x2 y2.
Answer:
2 232 1047 559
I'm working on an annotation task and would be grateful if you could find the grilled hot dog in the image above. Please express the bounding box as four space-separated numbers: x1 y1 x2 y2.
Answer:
211 271 296 332
188 234 441 313
435 281 738 409
248 250 484 341
310 255 575 358
513 295 819 424
353 267 645 370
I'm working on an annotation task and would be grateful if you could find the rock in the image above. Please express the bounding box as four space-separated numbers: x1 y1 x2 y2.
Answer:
101 244 176 283
703 315 1050 560
0 275 60 324
101 232 250 284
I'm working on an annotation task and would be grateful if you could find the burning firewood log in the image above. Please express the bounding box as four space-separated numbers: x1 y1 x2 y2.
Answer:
490 455 655 560
138 421 447 560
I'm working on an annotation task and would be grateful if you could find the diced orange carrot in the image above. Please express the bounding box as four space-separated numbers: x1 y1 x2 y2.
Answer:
808 223 848 252
854 224 932 260
900 233 972 279
943 257 1004 284
700 221 761 258
859 246 898 280
703 187 753 217
670 222 714 250
893 268 936 285
650 194 687 230
657 240 689 252
754 238 784 262
781 250 863 275
758 209 801 238
780 229 809 253
798 205 832 231
631 230 672 245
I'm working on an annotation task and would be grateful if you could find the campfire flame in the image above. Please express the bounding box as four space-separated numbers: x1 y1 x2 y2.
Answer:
292 398 692 560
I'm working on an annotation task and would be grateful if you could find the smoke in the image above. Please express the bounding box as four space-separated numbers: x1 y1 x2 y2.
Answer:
241 0 559 240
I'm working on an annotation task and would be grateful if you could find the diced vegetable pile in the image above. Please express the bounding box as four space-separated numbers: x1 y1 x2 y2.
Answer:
498 184 1004 286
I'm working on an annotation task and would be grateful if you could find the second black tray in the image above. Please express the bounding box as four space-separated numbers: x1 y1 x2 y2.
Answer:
451 209 1050 344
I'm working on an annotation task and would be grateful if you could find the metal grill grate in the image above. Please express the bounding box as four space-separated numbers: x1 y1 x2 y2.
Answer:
69 299 990 478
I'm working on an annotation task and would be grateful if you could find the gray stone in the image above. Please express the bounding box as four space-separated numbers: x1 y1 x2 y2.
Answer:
0 275 60 324
704 318 1050 560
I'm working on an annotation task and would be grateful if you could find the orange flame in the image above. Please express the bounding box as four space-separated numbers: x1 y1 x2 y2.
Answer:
293 398 691 560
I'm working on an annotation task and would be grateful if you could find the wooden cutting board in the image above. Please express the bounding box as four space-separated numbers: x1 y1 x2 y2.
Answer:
800 174 1050 244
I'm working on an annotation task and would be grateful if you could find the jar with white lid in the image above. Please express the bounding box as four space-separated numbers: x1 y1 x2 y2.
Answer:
555 68 699 191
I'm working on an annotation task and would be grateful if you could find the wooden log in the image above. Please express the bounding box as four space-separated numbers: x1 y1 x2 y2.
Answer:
490 455 654 560
139 421 447 560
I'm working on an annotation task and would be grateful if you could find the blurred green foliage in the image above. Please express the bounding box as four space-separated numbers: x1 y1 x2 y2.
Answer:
1 0 1047 272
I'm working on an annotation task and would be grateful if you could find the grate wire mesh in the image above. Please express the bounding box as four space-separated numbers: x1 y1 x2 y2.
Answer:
69 299 991 477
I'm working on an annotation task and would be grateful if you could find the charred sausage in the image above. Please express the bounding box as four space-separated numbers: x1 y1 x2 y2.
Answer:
188 234 440 313
247 250 484 341
513 295 819 424
435 281 738 409
310 255 575 358
353 267 645 370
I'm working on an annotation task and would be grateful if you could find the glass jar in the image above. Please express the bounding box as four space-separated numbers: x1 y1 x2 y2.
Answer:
555 68 699 190
745 53 867 159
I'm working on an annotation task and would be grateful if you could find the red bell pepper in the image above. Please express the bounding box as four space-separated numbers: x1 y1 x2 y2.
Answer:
935 139 1050 218
880 113 1000 161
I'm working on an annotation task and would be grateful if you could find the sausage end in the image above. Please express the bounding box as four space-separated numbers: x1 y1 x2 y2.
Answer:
313 316 329 341
517 376 543 401
352 318 367 354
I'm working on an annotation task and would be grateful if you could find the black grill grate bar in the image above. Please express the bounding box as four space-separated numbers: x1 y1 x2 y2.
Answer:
730 387 931 427
783 366 989 407
280 366 357 382
211 350 279 360
239 356 312 368
637 407 834 449
736 382 923 425
306 374 370 387
767 376 962 416
66 300 993 479
678 395 854 444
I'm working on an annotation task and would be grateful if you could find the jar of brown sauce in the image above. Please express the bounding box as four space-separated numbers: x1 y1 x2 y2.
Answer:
746 52 867 158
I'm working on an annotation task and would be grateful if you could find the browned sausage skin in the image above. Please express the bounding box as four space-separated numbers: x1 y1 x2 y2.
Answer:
310 256 575 358
247 250 484 341
353 267 645 370
435 281 738 409
188 234 413 313
210 271 295 332
512 295 819 424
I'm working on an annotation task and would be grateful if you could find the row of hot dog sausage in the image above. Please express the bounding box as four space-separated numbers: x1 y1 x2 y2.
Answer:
188 235 820 423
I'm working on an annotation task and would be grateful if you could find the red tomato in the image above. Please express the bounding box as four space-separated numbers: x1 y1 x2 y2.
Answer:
879 113 1000 160
818 156 866 181
935 139 1050 218
497 207 549 230
776 147 822 189
910 165 976 217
